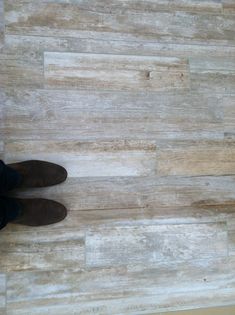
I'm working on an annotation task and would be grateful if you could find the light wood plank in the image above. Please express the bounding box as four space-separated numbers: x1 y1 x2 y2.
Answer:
0 274 6 314
0 0 4 49
157 140 235 176
5 2 235 45
44 52 189 92
3 34 235 61
190 57 235 94
4 140 157 177
10 175 235 211
223 0 235 13
224 96 235 139
3 89 223 140
6 287 235 315
0 229 85 271
6 256 235 313
86 223 227 268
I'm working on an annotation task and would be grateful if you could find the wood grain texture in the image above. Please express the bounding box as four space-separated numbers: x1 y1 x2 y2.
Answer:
224 96 235 139
4 140 157 177
0 274 6 314
86 223 228 268
0 0 4 49
2 0 235 313
2 89 223 140
44 52 189 91
5 2 235 45
157 140 235 176
10 176 235 211
0 229 85 272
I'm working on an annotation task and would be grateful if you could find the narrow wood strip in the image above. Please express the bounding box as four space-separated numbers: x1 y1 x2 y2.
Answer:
224 96 235 138
0 0 4 48
4 140 157 177
44 52 189 92
5 2 234 45
3 34 235 60
157 140 235 176
0 274 6 312
3 89 223 140
10 175 235 211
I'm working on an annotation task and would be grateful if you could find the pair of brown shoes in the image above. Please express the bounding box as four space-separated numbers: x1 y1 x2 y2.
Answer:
7 160 67 227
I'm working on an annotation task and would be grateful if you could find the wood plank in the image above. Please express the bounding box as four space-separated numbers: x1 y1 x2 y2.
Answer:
157 140 235 176
44 52 189 92
2 89 223 140
4 140 157 177
224 96 235 139
0 0 4 49
0 229 85 272
5 2 234 45
0 274 6 314
86 223 228 268
6 256 235 312
5 0 223 14
3 34 235 60
190 57 235 94
10 175 235 211
223 0 235 13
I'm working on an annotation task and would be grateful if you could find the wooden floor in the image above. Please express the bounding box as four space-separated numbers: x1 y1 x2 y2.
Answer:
1 0 235 314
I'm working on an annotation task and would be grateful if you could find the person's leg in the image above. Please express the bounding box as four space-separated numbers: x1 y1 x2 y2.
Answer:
0 160 22 194
0 197 21 230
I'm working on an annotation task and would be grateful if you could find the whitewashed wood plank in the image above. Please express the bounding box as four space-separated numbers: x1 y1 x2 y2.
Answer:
86 223 228 267
6 282 235 315
10 176 235 211
5 2 234 45
0 58 43 88
0 0 4 49
224 96 235 139
0 274 6 313
2 89 223 140
4 140 157 177
5 0 223 14
6 257 235 310
3 35 235 61
223 0 235 13
157 140 235 176
0 229 85 272
44 52 189 92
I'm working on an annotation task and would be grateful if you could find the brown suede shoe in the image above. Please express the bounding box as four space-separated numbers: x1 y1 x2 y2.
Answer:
7 160 67 188
12 198 67 226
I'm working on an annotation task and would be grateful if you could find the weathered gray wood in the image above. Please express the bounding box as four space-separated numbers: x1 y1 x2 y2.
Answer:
2 89 223 140
157 140 235 176
5 2 235 45
223 0 235 13
0 0 4 49
224 96 235 139
10 175 235 211
86 223 227 267
6 256 235 314
3 34 235 60
0 274 6 314
44 52 189 92
0 229 85 272
4 140 157 177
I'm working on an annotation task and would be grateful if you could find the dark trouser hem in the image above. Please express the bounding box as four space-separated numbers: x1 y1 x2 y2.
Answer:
0 197 21 230
0 160 22 194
